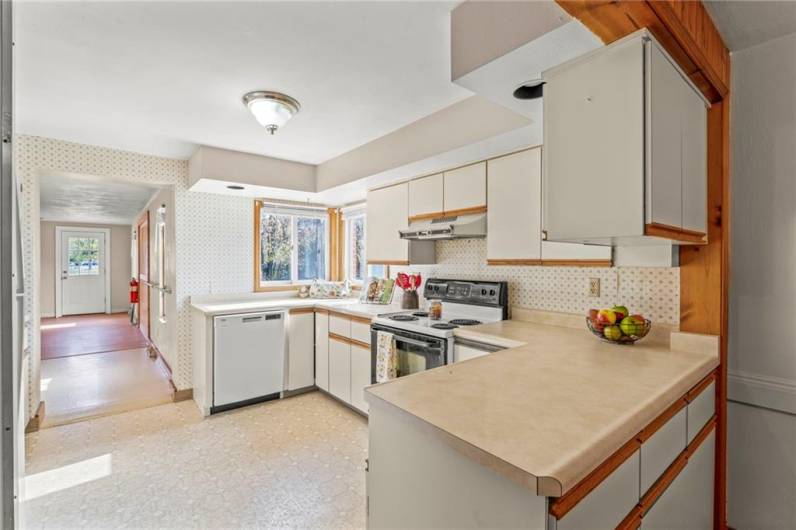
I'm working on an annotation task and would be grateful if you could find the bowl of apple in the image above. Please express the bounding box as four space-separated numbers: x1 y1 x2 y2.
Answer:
586 306 651 344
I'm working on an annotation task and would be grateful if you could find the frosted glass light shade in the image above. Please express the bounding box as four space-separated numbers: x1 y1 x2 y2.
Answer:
242 91 300 134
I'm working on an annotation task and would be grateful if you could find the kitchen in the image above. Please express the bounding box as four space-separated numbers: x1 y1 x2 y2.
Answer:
11 1 793 529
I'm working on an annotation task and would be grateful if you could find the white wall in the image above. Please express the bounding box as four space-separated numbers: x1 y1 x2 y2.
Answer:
727 32 796 530
40 221 132 316
16 135 252 423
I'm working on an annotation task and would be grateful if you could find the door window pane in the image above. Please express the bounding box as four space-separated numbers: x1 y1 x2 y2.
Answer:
67 237 99 276
260 213 292 282
297 217 327 281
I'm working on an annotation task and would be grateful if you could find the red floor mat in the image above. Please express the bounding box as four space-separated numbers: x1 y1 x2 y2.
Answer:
41 313 149 360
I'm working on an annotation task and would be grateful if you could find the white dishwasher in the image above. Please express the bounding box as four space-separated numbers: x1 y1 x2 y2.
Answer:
212 310 285 413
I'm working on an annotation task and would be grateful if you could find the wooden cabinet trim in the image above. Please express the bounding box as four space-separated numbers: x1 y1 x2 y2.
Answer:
637 397 688 443
288 307 315 315
486 259 542 266
616 505 643 530
548 437 640 519
314 307 329 315
350 315 372 325
686 370 716 403
408 210 446 223
367 259 409 266
644 222 707 243
540 259 612 267
328 331 369 350
638 416 716 516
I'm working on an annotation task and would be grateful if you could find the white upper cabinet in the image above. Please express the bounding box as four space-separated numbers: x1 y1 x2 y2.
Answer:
543 31 708 246
366 183 409 264
443 162 487 212
487 147 611 264
487 149 542 262
408 173 444 219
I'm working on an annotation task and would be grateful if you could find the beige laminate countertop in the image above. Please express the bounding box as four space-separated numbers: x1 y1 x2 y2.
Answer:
191 296 400 319
365 317 719 498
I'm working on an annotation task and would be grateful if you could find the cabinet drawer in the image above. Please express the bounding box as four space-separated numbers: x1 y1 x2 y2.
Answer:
329 314 351 338
552 450 640 530
687 380 715 443
640 406 687 495
350 320 371 345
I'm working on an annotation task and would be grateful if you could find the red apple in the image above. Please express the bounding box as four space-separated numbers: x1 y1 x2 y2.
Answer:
597 309 617 325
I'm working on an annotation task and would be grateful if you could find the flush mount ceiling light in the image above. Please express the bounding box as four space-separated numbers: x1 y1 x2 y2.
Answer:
242 91 301 135
513 79 545 100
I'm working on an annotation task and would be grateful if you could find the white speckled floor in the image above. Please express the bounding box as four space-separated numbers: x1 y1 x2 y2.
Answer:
24 391 368 529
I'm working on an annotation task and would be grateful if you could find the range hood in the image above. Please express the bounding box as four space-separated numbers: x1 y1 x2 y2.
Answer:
399 213 487 240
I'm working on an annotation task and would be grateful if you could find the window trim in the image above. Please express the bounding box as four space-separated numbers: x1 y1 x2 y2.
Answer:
253 201 330 291
344 212 366 284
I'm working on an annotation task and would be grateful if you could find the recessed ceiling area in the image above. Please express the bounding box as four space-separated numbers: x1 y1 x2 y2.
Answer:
40 173 160 225
705 0 796 51
15 1 470 163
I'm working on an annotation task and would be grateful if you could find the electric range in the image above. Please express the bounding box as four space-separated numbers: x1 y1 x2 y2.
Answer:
370 279 508 381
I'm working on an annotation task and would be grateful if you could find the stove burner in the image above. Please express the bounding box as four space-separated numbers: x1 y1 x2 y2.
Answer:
448 319 481 326
412 311 429 317
389 314 419 322
431 323 457 330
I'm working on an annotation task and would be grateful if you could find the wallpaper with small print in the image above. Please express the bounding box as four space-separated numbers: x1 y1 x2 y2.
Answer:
392 239 680 324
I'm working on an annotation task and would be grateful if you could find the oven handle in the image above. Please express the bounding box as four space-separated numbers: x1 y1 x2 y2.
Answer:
394 336 443 351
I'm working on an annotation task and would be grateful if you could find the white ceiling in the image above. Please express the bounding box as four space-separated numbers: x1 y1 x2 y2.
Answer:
40 173 160 225
15 1 471 163
705 0 796 51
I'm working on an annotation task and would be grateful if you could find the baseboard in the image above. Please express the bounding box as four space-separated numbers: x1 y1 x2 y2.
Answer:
728 370 796 415
173 388 193 402
40 312 55 319
25 401 46 434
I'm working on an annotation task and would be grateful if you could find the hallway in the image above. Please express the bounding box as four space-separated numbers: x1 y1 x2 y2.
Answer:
40 313 173 428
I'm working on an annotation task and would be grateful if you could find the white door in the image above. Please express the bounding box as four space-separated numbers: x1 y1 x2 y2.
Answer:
60 230 107 315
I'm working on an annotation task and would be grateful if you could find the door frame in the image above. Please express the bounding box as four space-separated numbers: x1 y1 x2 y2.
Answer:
54 226 111 318
136 212 150 339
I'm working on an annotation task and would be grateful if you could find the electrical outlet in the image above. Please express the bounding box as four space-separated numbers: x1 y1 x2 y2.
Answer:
588 278 601 297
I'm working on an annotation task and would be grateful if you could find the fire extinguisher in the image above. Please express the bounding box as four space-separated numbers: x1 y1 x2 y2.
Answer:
130 278 139 304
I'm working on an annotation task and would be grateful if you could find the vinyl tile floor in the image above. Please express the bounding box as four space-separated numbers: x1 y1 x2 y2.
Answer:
40 348 175 428
24 391 369 529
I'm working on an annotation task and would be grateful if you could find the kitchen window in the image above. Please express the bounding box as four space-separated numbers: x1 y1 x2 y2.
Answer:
255 201 329 288
342 206 385 283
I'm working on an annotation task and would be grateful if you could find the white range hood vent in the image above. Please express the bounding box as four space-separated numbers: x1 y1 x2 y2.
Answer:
399 213 487 241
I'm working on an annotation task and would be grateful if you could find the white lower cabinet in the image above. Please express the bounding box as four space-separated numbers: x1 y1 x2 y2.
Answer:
314 311 329 391
641 430 715 530
350 344 371 414
640 406 687 495
551 450 640 530
287 311 315 391
329 336 351 403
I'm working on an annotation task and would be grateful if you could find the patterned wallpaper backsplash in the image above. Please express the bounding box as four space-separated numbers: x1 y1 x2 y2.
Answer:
391 239 680 325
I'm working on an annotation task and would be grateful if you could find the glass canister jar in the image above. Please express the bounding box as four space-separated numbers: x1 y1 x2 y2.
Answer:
429 300 442 320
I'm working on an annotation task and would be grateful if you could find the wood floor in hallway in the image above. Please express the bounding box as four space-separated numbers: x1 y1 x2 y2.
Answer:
24 392 368 529
41 312 148 360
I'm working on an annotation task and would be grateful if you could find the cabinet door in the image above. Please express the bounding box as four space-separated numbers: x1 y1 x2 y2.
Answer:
328 336 351 403
641 430 714 530
287 312 315 391
443 162 486 212
329 314 351 338
681 84 707 234
314 312 329 391
350 344 371 414
366 183 409 264
408 173 443 219
487 149 541 261
543 37 645 241
647 42 684 229
541 241 612 262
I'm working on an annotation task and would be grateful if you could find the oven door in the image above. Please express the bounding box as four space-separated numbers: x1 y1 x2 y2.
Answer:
370 324 447 383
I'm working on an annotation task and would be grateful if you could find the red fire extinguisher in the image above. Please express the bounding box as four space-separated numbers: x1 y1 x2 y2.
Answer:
130 278 139 304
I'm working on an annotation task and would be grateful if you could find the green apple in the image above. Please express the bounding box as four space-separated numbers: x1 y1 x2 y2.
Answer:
611 305 629 320
603 325 622 341
620 316 645 336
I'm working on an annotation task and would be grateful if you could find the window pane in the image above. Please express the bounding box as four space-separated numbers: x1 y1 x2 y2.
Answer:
352 217 365 281
297 217 327 281
367 264 386 279
260 213 292 282
67 237 99 276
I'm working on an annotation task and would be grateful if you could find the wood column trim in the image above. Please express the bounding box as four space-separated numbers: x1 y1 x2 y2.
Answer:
328 208 344 282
